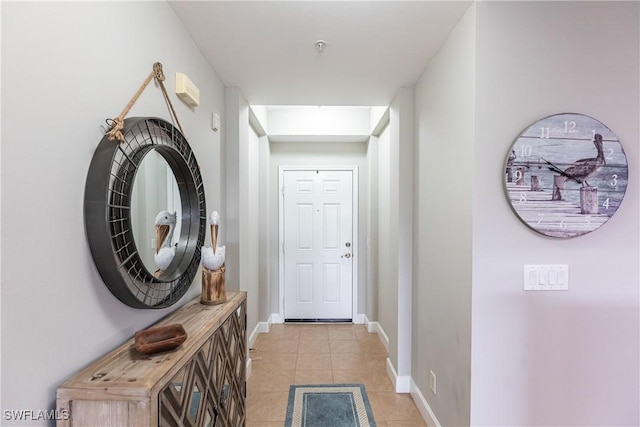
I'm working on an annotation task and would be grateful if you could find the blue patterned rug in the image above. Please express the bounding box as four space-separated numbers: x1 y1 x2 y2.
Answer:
285 384 376 427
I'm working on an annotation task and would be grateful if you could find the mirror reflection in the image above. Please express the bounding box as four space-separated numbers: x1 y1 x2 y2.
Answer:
131 149 182 277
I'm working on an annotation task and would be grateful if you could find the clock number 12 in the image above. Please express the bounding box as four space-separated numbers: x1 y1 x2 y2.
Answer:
564 121 577 133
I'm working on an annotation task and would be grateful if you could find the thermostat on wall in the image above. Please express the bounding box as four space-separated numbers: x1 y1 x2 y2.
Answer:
175 72 200 107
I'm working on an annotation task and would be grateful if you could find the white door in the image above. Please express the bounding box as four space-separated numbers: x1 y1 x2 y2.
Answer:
283 170 353 320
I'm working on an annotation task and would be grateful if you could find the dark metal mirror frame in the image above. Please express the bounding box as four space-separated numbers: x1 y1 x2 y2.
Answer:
85 117 206 309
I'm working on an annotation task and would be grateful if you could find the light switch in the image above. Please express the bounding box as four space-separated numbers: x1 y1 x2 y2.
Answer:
538 270 547 285
548 270 557 285
528 270 537 286
524 265 569 291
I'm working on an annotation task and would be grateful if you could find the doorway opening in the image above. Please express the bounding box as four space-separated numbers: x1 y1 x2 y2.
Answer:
278 166 359 323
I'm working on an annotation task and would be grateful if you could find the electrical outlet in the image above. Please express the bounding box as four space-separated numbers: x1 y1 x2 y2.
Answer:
429 370 437 395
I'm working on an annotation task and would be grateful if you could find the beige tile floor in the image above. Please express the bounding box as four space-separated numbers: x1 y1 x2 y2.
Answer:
246 323 427 427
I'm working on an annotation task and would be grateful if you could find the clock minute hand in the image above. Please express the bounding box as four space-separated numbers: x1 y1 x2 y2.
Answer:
540 157 581 184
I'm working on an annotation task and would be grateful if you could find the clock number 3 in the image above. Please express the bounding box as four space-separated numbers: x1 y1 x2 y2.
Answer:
609 174 618 188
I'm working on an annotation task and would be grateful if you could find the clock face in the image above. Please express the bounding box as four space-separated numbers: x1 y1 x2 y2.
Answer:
504 113 628 238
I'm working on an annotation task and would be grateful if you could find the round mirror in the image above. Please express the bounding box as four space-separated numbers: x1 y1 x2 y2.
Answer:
130 150 183 277
84 117 206 309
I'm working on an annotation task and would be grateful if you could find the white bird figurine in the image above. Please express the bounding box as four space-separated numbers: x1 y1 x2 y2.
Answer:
201 210 225 271
154 211 177 271
202 245 225 271
210 211 220 226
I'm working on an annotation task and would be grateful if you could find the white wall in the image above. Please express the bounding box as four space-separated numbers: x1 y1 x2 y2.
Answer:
366 136 380 320
472 2 639 425
392 88 414 388
245 126 260 336
257 131 271 323
376 125 397 353
265 106 372 139
1 2 225 424
413 4 475 426
374 88 414 389
224 88 244 292
267 141 369 319
225 88 261 341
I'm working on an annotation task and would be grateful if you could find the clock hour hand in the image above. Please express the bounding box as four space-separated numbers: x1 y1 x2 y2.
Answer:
540 157 582 184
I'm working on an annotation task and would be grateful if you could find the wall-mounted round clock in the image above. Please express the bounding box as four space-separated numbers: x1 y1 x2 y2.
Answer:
504 113 628 238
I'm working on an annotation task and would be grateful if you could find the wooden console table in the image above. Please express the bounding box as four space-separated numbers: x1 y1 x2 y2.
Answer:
57 292 247 427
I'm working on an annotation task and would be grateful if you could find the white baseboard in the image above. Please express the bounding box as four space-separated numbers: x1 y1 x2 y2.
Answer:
353 313 365 324
385 357 396 386
270 312 284 324
410 378 441 427
396 375 411 393
249 321 270 348
385 358 411 393
247 319 272 380
363 317 433 426
364 315 389 352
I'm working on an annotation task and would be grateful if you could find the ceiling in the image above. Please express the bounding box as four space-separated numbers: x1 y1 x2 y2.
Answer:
169 1 473 107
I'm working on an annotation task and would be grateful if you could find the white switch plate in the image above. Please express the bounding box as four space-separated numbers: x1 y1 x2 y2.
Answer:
212 113 220 132
524 265 569 291
429 370 437 395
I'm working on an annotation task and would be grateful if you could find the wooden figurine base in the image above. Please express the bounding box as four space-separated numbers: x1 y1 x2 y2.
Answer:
201 266 226 305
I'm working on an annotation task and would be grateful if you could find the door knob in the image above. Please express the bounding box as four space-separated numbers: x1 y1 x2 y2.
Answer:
341 253 351 258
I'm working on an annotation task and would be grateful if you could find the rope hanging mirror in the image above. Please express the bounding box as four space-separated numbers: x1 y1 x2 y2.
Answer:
85 63 206 308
